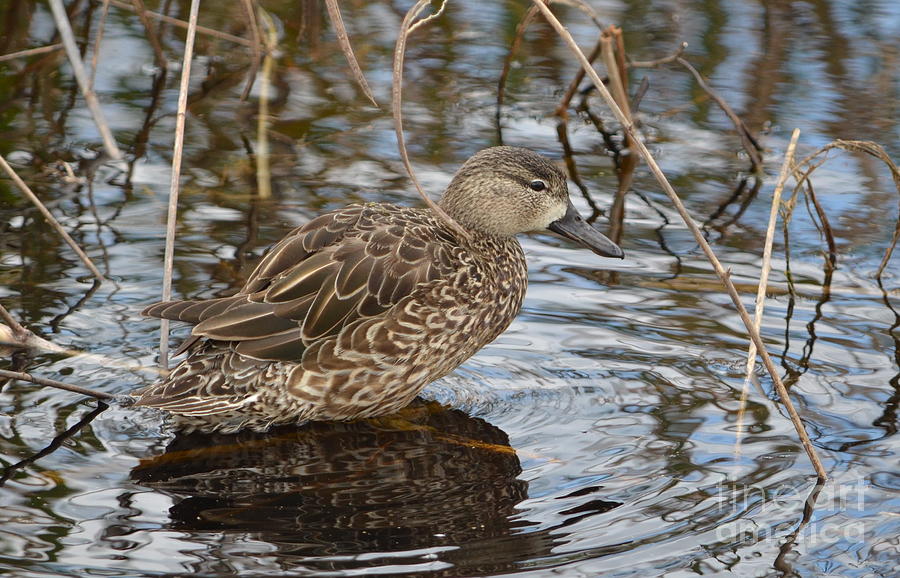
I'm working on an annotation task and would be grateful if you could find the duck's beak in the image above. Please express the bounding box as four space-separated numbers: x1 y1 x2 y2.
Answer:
548 202 624 259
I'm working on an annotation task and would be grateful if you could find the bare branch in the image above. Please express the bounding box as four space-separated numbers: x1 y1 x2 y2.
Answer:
325 0 377 106
793 140 900 281
392 0 471 242
130 0 168 71
628 42 687 68
532 0 828 480
0 402 108 488
675 56 763 172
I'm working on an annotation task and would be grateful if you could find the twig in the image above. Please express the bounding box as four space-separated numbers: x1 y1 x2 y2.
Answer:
239 0 262 101
0 368 117 401
89 0 111 90
800 178 837 270
324 0 377 106
131 0 168 71
793 140 900 281
47 0 123 161
735 129 800 452
554 33 603 118
0 154 105 281
0 43 63 63
159 0 201 368
0 402 108 488
555 122 602 219
392 0 470 242
675 56 763 173
99 0 255 47
0 302 30 343
532 0 828 480
628 42 687 68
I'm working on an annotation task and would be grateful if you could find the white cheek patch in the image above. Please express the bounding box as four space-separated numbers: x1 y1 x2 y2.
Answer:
531 201 567 230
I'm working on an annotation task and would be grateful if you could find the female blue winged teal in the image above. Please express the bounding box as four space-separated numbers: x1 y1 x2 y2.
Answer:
136 146 623 432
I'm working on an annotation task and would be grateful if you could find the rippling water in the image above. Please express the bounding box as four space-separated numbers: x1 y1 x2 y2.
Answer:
1 1 898 576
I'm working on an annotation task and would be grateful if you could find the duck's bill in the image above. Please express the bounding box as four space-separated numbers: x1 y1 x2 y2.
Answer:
548 203 624 259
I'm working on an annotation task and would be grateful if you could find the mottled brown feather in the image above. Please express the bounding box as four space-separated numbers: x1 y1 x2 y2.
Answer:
142 204 457 363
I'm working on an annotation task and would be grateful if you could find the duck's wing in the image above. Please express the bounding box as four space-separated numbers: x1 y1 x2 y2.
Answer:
142 205 458 362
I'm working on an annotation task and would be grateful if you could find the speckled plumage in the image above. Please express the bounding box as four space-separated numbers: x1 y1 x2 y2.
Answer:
135 147 623 432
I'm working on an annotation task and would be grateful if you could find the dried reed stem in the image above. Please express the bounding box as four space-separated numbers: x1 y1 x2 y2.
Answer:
159 0 201 368
101 0 255 47
532 0 827 480
47 0 123 161
0 154 105 281
735 128 800 452
747 129 799 375
600 27 632 149
0 43 63 63
325 0 377 106
392 0 470 242
0 368 117 401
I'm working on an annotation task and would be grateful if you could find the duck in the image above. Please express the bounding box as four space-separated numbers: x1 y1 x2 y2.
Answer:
134 146 624 432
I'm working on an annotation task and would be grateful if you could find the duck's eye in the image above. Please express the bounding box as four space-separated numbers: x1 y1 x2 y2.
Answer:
529 179 547 192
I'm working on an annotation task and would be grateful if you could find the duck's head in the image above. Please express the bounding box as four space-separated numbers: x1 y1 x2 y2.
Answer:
439 146 624 259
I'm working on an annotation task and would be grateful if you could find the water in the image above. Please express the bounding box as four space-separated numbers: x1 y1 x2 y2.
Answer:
1 1 898 576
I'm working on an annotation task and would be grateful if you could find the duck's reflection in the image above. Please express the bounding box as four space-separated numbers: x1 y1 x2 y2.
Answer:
132 401 528 553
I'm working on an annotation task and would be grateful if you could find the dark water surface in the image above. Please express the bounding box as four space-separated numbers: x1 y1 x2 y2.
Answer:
1 1 898 576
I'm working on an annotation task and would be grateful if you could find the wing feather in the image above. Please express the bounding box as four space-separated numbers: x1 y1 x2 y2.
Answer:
192 301 297 340
140 204 457 362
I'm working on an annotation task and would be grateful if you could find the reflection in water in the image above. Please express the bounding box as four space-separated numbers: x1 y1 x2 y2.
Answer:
0 0 897 575
132 401 542 573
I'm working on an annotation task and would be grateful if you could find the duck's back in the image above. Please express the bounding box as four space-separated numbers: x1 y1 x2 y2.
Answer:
136 203 528 431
